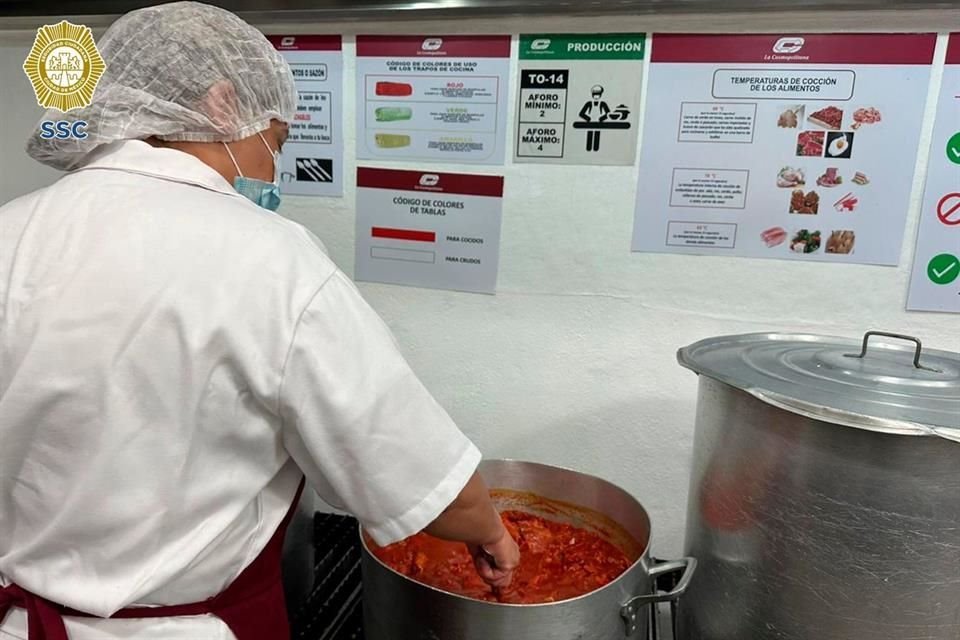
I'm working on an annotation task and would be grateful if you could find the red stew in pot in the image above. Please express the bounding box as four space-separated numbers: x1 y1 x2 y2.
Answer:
372 510 632 604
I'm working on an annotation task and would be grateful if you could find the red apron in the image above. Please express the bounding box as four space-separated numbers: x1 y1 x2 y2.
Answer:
0 480 305 640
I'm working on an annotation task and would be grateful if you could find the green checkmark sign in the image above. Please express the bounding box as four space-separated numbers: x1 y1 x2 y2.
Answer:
947 132 960 166
927 253 960 285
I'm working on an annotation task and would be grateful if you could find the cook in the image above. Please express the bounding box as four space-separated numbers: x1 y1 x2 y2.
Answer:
0 3 519 639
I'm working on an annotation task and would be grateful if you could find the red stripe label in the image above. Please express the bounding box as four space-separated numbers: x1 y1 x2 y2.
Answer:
947 33 960 65
357 35 510 58
357 167 504 198
372 227 437 242
268 35 342 51
651 33 936 65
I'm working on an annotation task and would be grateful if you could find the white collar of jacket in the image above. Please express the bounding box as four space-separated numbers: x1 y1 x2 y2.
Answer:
74 139 243 200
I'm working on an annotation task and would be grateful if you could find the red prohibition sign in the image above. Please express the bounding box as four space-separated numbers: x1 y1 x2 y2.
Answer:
937 192 960 226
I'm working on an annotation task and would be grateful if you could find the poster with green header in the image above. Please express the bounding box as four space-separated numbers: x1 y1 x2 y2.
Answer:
515 34 646 165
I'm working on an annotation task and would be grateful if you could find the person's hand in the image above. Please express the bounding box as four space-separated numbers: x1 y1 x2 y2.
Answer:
469 526 520 588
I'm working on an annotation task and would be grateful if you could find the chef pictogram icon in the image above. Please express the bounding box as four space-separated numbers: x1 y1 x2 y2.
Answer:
574 84 631 152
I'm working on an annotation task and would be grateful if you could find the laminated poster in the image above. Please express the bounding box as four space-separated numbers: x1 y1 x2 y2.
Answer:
907 33 960 313
515 33 645 165
355 35 511 165
632 33 937 265
269 35 343 197
354 168 504 294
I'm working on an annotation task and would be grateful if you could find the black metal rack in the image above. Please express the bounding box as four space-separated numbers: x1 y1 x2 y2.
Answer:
290 514 365 640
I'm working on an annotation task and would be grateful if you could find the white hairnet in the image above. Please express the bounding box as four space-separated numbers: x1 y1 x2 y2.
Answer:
26 1 296 171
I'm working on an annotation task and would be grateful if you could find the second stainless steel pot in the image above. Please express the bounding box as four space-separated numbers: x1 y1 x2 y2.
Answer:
361 459 696 640
676 331 960 640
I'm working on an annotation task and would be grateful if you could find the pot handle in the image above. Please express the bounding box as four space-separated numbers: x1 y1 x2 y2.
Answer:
843 331 939 372
620 557 697 637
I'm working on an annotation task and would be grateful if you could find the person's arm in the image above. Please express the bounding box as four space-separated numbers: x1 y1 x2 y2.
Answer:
578 101 591 121
277 268 520 586
425 471 520 587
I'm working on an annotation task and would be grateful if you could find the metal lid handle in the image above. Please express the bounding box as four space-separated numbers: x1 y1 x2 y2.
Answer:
844 331 936 371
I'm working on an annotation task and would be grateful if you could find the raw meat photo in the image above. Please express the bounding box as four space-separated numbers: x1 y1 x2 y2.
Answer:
808 106 844 130
816 168 842 188
761 226 787 248
833 192 859 212
777 167 805 188
852 107 882 129
796 131 825 157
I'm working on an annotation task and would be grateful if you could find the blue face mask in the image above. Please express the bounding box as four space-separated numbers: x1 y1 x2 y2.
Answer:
223 132 281 212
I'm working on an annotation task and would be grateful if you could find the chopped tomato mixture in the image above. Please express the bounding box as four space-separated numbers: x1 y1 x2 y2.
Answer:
371 511 632 604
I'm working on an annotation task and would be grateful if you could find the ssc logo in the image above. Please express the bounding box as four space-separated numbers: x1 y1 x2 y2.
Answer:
39 120 87 140
530 39 551 51
419 174 440 187
281 36 295 47
773 37 805 54
23 20 105 112
421 38 443 51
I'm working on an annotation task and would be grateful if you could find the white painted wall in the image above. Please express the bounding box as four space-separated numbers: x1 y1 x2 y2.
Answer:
0 38 61 198
2 12 958 558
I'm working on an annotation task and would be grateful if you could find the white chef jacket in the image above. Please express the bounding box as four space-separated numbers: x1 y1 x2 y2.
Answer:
0 140 481 639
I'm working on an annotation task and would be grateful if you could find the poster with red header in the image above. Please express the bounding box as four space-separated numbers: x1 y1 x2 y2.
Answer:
268 35 342 197
355 35 511 165
908 33 960 313
632 33 937 265
355 168 505 293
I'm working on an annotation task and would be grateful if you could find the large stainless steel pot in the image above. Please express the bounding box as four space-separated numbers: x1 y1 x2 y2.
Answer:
676 331 960 640
361 459 696 640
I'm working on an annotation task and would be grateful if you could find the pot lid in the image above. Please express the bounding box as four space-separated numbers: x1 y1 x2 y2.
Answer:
677 331 960 442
